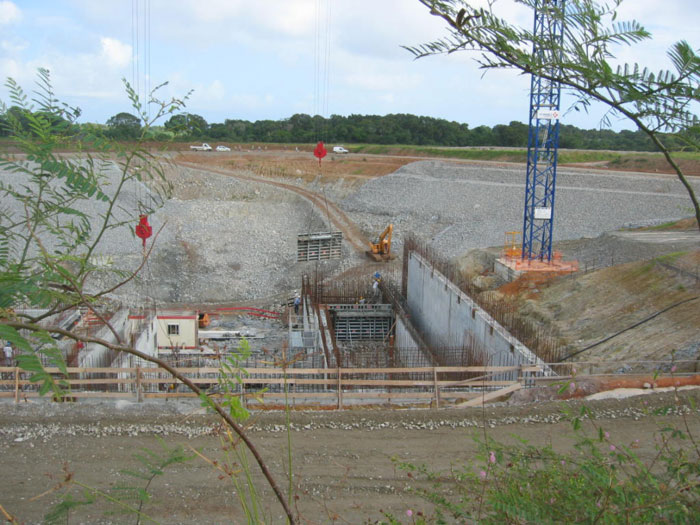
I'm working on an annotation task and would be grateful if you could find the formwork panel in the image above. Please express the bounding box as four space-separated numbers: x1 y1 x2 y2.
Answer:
329 304 393 342
334 316 392 341
297 231 343 261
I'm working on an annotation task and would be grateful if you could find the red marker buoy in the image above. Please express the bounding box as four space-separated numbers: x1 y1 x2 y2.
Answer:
135 214 153 248
313 141 327 165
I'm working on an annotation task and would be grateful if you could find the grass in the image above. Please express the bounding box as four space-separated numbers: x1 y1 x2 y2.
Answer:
348 144 700 165
654 251 688 264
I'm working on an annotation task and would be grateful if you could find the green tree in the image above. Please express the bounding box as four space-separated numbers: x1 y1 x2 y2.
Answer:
105 111 141 139
164 112 208 138
408 0 700 230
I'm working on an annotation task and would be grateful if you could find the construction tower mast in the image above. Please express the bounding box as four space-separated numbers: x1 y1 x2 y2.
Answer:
521 0 565 262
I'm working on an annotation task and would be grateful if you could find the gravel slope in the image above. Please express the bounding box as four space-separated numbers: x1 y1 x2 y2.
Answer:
4 157 698 304
342 160 699 258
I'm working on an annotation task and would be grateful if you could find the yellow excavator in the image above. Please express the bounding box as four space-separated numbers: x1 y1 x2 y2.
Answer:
367 224 396 262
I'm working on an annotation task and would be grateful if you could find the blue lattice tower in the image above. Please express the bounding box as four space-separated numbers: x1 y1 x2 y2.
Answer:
522 0 565 262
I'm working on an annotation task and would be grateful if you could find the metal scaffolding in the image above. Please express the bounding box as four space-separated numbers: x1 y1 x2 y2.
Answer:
297 231 342 261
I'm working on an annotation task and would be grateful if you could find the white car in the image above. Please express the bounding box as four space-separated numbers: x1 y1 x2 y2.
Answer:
332 146 349 154
216 145 231 152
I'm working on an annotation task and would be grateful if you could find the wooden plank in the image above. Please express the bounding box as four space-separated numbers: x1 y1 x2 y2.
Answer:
243 378 436 387
65 379 135 385
62 392 134 398
136 367 142 403
455 383 522 408
143 393 201 398
246 392 338 399
440 375 517 387
41 367 138 373
340 392 435 399
0 392 132 399
244 392 435 401
439 380 518 387
433 367 440 408
337 367 342 409
434 366 520 373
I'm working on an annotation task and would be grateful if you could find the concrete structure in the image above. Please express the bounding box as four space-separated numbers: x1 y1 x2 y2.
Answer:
405 252 548 373
154 310 198 353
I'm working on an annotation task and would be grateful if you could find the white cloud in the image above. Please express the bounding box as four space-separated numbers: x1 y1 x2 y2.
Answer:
1 38 25 54
0 1 20 25
0 57 21 82
194 79 226 103
100 37 131 68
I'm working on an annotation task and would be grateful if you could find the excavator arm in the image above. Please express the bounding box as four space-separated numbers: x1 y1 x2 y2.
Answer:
367 224 395 261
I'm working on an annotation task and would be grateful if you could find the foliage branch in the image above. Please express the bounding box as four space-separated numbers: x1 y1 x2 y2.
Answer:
0 70 296 523
407 0 700 230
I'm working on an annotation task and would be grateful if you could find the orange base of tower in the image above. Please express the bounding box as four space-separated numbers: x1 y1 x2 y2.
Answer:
496 251 579 279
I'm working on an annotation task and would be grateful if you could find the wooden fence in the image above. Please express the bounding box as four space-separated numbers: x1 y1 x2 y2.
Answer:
0 365 544 408
1 361 696 409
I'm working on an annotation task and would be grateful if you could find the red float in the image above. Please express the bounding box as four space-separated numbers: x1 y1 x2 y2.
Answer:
313 141 327 165
135 214 153 248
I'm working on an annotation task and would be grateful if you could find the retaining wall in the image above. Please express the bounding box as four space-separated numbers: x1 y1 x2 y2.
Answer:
406 252 546 372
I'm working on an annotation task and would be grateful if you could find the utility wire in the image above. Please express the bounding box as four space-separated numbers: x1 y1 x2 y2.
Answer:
559 296 699 362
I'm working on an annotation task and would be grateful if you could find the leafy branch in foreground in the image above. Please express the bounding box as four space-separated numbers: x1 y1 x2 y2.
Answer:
408 0 700 230
0 70 297 522
389 396 700 523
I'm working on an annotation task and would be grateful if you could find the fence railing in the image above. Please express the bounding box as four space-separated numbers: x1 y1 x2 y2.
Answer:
1 361 696 408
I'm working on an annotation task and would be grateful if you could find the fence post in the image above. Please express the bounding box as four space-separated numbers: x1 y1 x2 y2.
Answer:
14 367 19 403
433 367 440 409
337 367 342 410
135 367 142 402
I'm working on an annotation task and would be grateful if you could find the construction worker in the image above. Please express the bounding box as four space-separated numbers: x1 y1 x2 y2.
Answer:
372 272 381 302
294 294 301 315
3 341 13 367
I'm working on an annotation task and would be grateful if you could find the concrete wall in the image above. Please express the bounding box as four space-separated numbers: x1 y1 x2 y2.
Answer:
406 252 545 371
78 308 129 368
395 317 418 350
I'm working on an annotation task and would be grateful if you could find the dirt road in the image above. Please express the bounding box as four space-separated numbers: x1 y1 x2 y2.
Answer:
2 390 699 524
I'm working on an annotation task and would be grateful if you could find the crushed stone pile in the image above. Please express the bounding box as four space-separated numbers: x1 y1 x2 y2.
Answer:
341 160 699 258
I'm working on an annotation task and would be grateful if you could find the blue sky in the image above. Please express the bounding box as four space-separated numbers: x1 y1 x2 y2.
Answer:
0 0 697 131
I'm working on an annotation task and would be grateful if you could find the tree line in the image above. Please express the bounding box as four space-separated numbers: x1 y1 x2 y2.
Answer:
0 106 694 152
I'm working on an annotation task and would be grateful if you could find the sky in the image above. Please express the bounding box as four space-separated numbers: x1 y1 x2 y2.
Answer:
0 0 697 131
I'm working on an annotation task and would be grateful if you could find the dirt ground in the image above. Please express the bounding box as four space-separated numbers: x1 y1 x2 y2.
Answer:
2 390 699 524
175 143 700 178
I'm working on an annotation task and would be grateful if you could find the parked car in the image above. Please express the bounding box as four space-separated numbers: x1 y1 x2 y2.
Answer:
216 145 231 152
332 146 349 154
